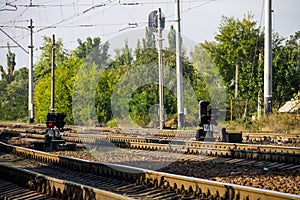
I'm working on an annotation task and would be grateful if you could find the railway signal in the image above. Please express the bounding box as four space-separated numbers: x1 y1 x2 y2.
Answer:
149 8 165 130
55 113 66 130
209 107 218 126
197 101 217 141
45 112 66 151
148 10 165 33
46 112 56 128
199 100 210 126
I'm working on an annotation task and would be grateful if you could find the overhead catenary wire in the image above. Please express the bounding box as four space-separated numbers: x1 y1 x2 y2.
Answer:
0 0 274 63
1 0 214 8
0 2 17 11
1 6 30 28
35 1 214 33
250 0 265 75
0 0 215 31
0 28 28 53
0 0 215 58
35 0 118 33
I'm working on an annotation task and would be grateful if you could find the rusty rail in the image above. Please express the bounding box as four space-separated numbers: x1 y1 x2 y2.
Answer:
1 128 299 164
0 142 299 200
0 164 133 200
1 121 299 142
66 135 300 164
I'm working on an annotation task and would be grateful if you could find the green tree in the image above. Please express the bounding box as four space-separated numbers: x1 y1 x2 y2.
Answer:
34 36 66 82
0 68 28 121
167 25 176 51
272 31 300 109
202 14 264 118
142 27 156 49
0 45 28 121
72 37 109 69
191 44 220 103
34 75 51 123
72 62 101 126
95 66 125 124
0 43 16 84
134 39 142 60
5 69 28 120
34 56 83 124
0 79 7 119
114 39 133 66
55 56 83 124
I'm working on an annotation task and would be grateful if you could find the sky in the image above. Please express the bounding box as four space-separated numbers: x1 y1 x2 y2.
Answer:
0 0 299 70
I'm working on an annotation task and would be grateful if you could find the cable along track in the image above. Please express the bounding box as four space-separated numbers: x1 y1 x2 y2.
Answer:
0 142 299 200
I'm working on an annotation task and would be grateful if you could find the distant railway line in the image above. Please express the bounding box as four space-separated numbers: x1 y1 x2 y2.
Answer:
1 123 300 165
0 122 299 146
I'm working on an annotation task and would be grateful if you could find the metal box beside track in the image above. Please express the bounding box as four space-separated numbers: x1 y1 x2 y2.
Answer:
225 131 242 143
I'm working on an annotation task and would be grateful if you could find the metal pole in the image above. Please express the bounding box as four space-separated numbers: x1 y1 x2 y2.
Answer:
157 8 164 130
258 53 262 119
28 19 34 123
50 34 55 113
264 0 272 116
175 0 184 128
230 98 233 123
235 62 238 98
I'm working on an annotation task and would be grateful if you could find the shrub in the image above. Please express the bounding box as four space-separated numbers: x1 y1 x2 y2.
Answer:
107 118 117 127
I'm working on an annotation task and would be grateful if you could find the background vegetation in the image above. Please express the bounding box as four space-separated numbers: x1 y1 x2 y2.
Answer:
0 14 299 131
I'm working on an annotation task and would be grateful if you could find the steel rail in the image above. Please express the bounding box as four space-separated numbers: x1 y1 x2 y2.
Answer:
0 164 133 200
1 122 300 147
0 141 299 200
1 129 299 164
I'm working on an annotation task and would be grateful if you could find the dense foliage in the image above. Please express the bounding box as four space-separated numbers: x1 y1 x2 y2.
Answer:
201 15 299 119
0 15 299 128
0 44 28 121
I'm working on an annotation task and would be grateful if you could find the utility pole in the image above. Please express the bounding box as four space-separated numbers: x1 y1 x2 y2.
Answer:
28 19 34 123
234 62 238 98
50 34 55 113
264 0 272 116
157 8 165 130
175 0 184 128
258 53 263 119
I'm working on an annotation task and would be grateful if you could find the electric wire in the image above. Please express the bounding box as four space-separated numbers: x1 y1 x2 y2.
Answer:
2 0 214 7
35 0 117 33
0 28 28 53
0 0 217 58
251 0 265 75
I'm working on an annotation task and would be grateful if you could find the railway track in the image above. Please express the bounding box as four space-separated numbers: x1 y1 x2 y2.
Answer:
74 136 300 164
1 125 300 165
0 178 59 200
0 122 299 146
0 142 299 200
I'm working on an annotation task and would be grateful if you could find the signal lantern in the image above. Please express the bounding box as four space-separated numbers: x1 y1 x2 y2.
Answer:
211 115 216 122
46 121 54 128
199 101 209 117
209 108 219 125
55 113 66 129
199 101 210 126
46 112 56 128
200 115 211 126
